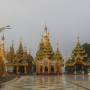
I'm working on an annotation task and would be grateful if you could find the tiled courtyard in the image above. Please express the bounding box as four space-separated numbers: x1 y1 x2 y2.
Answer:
0 75 90 90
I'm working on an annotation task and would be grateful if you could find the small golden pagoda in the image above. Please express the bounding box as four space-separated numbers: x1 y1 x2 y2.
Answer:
35 25 64 75
0 38 6 77
7 40 34 74
65 37 88 74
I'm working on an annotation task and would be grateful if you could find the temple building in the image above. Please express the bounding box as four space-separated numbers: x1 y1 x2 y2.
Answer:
65 37 90 74
7 40 34 75
35 25 64 75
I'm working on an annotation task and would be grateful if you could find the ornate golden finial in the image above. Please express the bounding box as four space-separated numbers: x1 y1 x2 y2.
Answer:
43 24 49 36
56 41 59 51
20 37 23 43
2 33 5 55
77 35 80 43
12 40 14 46
19 37 23 47
44 24 47 32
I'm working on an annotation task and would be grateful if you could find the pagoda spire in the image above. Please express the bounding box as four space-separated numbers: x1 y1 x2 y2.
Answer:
2 33 5 55
7 40 15 63
77 35 80 45
54 42 63 62
44 24 47 32
43 24 48 37
18 38 24 53
65 37 88 73
27 49 34 64
56 42 59 51
71 37 87 63
35 25 54 60
42 24 50 47
11 40 14 49
15 39 24 63
77 36 80 43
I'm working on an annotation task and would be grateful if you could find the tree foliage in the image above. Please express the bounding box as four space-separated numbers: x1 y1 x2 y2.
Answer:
82 43 90 58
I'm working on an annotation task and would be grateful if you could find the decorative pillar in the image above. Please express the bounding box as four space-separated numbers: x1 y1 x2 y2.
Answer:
36 63 38 74
38 64 40 74
48 64 51 74
43 66 45 73
37 63 40 74
16 66 19 74
54 65 56 73
24 65 27 74
59 66 61 74
61 66 63 74
57 65 59 74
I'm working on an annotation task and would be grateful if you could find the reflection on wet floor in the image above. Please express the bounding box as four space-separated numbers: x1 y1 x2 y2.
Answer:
0 75 90 90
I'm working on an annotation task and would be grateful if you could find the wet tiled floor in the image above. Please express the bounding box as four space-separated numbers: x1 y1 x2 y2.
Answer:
0 75 90 90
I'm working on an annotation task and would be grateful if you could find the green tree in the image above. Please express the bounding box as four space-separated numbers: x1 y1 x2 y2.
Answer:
82 43 90 58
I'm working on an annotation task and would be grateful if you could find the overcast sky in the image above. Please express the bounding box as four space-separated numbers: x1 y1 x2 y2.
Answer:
0 0 90 59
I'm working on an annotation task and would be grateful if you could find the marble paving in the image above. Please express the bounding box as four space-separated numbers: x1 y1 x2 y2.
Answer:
0 75 90 90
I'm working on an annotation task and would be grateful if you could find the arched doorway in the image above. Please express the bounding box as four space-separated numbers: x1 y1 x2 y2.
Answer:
19 66 24 74
40 66 43 73
44 66 48 73
57 66 60 73
51 65 54 73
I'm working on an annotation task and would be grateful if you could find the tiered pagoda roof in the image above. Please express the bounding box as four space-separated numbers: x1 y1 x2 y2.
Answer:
35 25 63 63
66 38 88 67
6 40 34 65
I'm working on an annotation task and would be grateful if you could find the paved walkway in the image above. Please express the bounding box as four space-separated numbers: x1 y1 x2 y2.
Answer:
0 75 90 90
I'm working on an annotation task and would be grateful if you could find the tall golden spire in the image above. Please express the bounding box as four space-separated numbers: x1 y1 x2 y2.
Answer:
75 36 81 49
65 37 87 73
77 35 80 43
44 24 47 32
7 40 15 63
35 24 54 60
42 24 50 46
43 24 49 37
54 42 63 62
56 41 59 51
18 38 24 53
2 33 5 55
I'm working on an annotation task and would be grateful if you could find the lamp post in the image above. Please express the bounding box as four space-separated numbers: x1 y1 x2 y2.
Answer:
0 25 11 33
